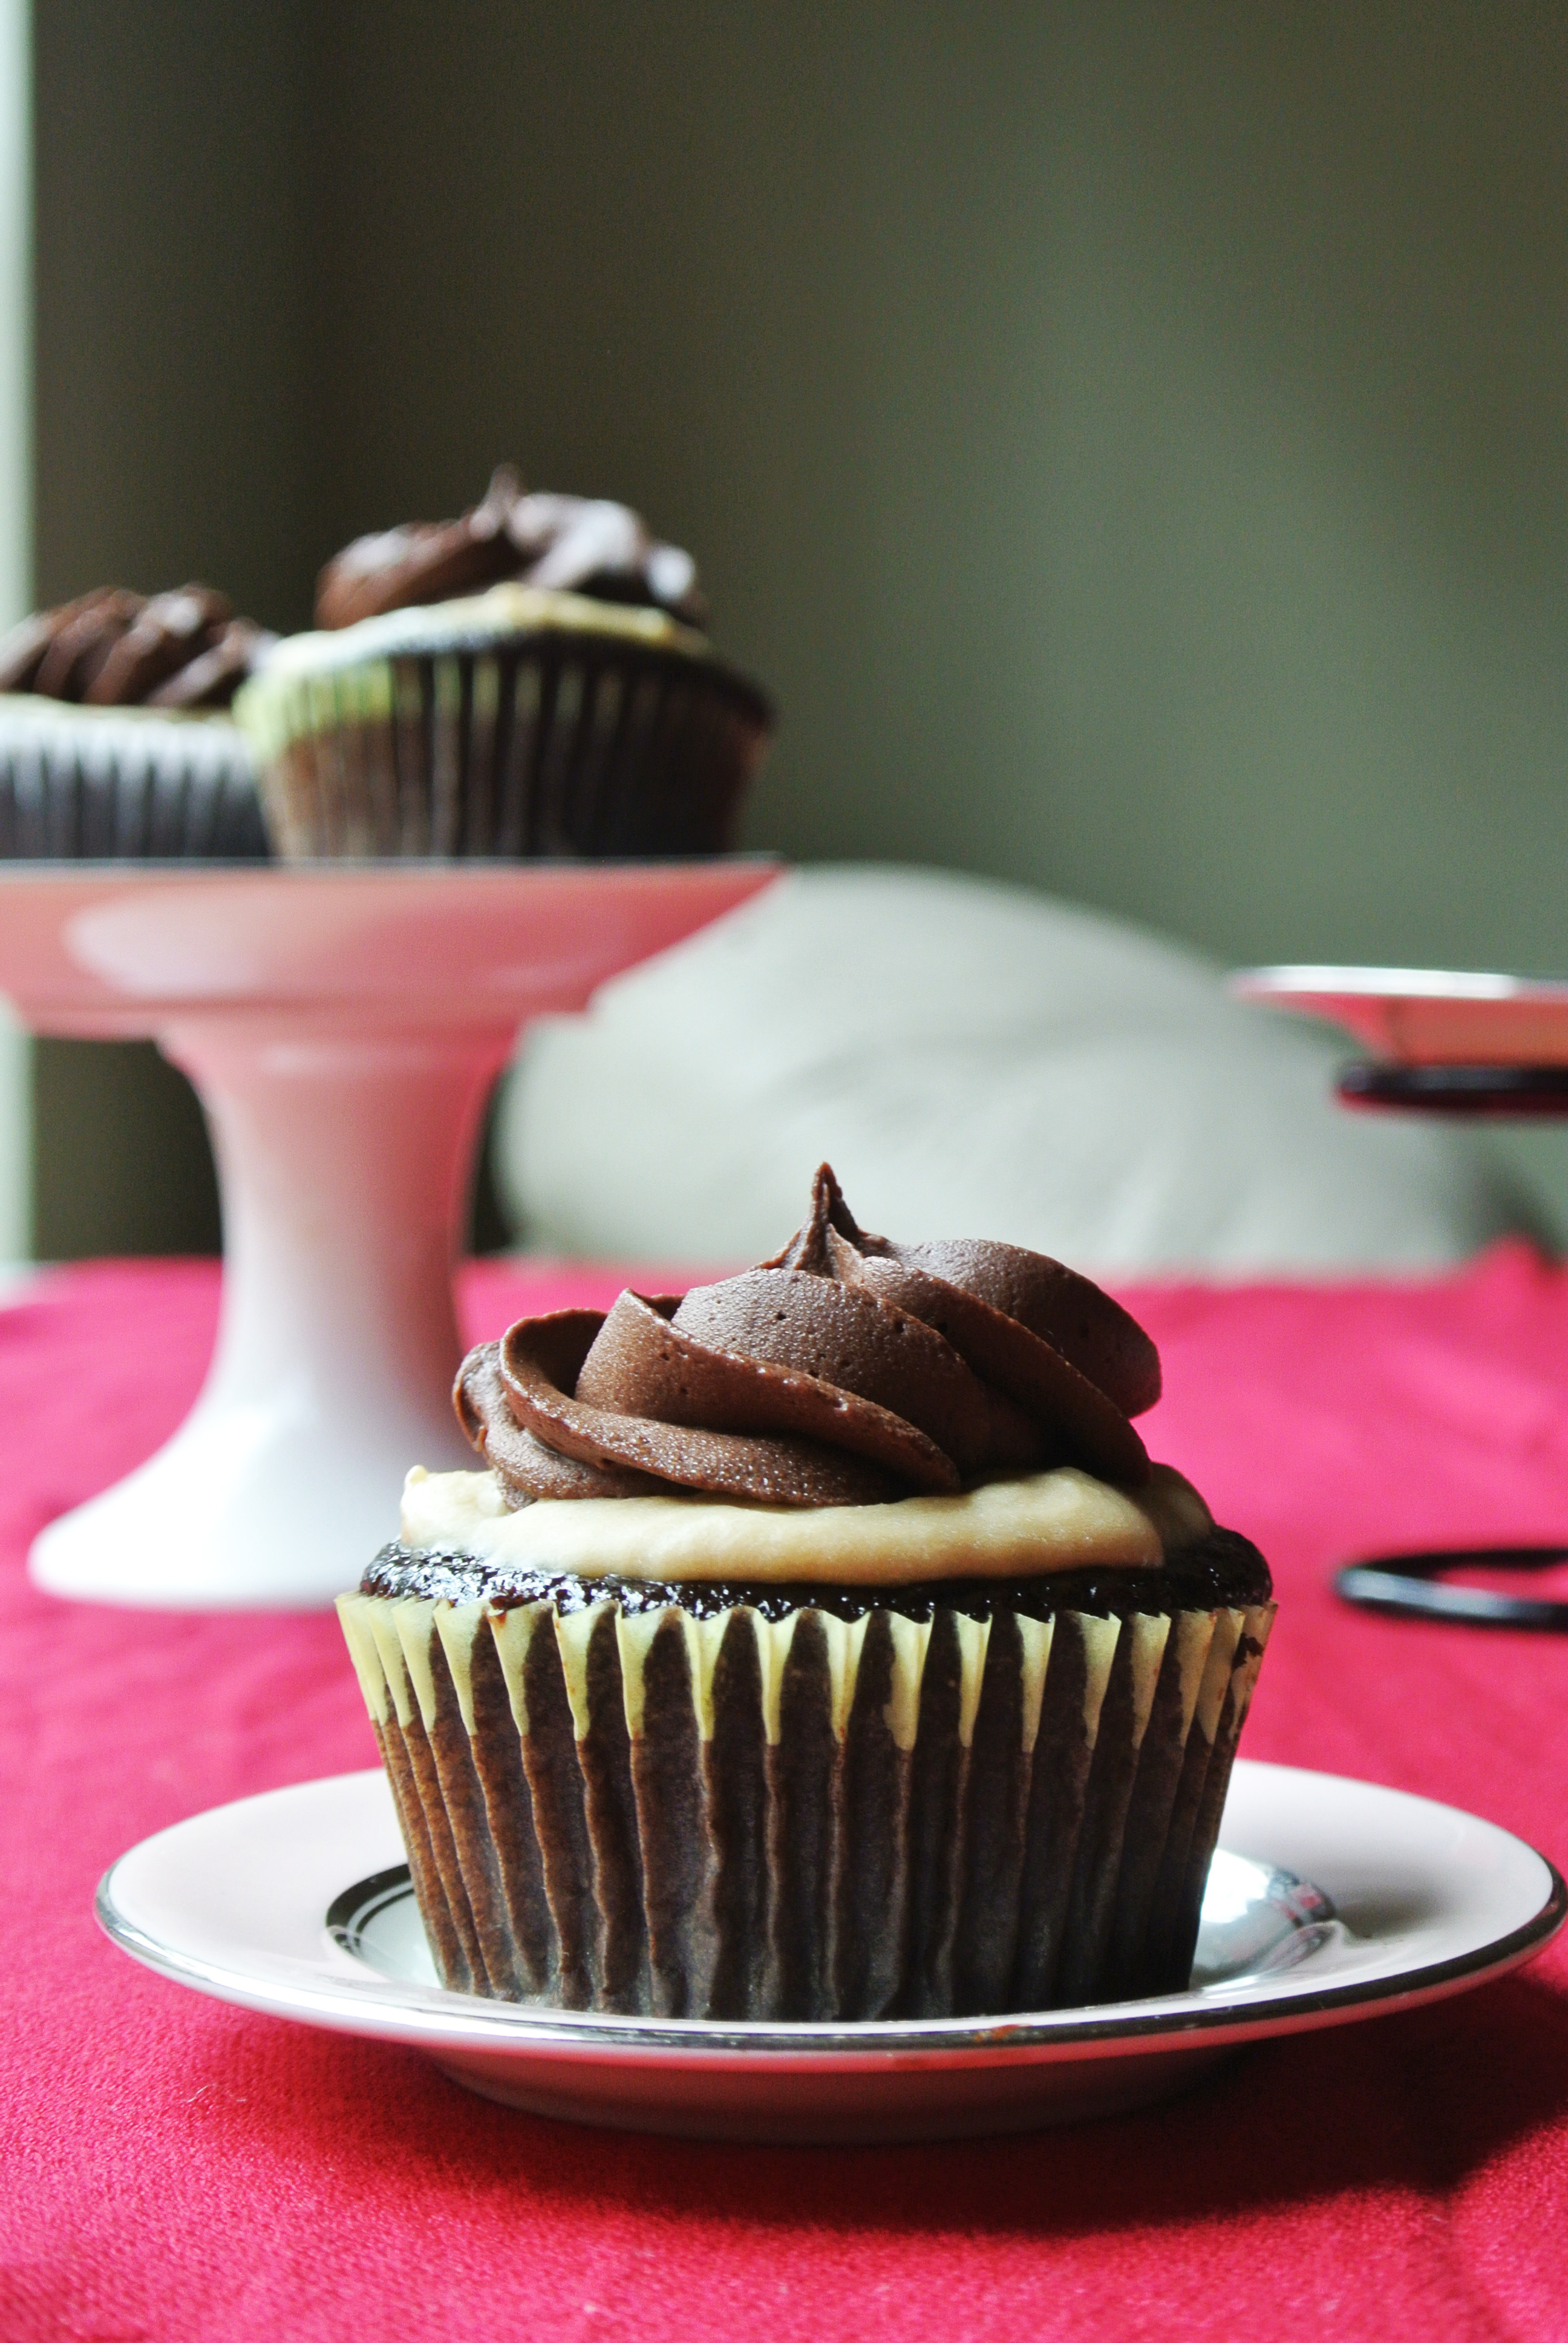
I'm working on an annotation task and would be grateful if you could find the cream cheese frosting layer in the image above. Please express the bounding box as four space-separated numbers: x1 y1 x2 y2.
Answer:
253 581 710 682
399 1461 1212 1587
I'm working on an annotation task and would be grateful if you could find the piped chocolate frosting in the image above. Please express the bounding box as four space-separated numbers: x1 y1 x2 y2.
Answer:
316 465 706 632
0 587 273 710
457 1166 1161 1510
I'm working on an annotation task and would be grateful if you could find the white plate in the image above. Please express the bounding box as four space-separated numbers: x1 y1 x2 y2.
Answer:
97 1761 1564 2144
1232 964 1568 1066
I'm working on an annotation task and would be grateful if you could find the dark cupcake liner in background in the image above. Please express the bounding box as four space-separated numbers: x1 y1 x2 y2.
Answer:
0 697 270 860
339 1584 1273 2022
242 633 773 861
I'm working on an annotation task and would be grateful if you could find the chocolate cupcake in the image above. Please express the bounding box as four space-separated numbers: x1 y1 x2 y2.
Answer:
236 468 773 860
0 585 273 857
338 1167 1273 2021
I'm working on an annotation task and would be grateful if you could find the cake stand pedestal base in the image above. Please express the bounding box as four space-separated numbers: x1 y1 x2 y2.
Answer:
31 1013 503 1606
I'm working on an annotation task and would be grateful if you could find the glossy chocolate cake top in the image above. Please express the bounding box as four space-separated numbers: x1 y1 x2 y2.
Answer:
363 1522 1271 1619
457 1165 1161 1512
0 587 273 709
315 465 706 632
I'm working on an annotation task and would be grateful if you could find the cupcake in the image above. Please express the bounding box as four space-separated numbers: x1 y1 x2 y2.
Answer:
338 1167 1273 2020
235 468 774 862
0 585 273 858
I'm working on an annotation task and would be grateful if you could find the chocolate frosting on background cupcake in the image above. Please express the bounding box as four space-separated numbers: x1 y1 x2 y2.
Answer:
0 585 273 858
316 465 705 632
0 585 272 709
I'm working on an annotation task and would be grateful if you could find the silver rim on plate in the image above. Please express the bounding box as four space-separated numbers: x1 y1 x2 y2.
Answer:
96 1843 1566 2061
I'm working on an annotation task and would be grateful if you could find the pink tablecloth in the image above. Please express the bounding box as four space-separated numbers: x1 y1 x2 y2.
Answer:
5 1246 1568 2342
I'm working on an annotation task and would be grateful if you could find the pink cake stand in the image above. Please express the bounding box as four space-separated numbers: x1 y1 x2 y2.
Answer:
1230 964 1568 1066
0 861 779 1608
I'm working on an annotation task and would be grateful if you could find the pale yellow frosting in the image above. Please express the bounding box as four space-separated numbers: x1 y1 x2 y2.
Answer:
398 1461 1212 1587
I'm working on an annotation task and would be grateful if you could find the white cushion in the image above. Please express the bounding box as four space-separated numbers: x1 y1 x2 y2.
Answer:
495 865 1527 1273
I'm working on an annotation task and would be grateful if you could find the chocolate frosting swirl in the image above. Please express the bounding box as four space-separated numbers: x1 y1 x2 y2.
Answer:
0 586 272 709
315 465 706 632
457 1167 1161 1509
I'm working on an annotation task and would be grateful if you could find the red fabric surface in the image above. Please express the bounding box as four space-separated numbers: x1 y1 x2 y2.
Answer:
4 1245 1568 2341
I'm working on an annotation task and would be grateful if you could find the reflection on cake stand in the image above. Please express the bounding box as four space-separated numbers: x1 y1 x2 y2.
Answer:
1234 963 1568 1630
0 861 779 1608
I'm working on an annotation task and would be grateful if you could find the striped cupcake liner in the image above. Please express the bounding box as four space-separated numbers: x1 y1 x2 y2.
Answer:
0 698 269 860
243 635 771 861
338 1587 1273 2023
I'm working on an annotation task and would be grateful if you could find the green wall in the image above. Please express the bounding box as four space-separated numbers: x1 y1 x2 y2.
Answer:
28 1 1568 1251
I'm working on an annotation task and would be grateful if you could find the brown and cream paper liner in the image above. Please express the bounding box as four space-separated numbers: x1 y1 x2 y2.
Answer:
0 698 269 859
246 638 769 861
338 1590 1273 2022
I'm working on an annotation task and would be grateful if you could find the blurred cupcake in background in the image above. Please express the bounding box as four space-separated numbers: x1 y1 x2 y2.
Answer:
235 467 774 861
0 585 273 859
